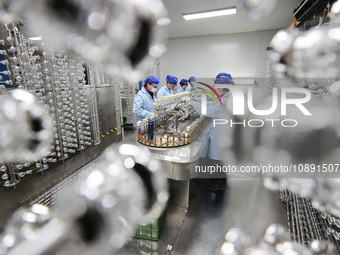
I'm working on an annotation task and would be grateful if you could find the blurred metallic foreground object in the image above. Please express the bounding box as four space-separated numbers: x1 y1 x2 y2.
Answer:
269 2 340 81
245 100 340 218
0 0 169 82
241 0 278 20
221 224 336 255
269 28 340 80
0 142 168 255
0 89 53 162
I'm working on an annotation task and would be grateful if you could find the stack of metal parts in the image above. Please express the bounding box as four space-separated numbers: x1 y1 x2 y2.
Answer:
279 190 340 251
265 58 278 97
149 58 163 84
122 79 136 127
21 162 91 208
0 89 53 184
0 0 168 82
322 211 340 244
0 0 169 154
86 62 106 143
0 38 10 89
220 224 337 255
112 78 123 135
0 0 168 168
0 143 168 255
0 22 109 187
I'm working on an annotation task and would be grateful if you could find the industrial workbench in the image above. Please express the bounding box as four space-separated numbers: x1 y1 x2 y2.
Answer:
122 120 211 208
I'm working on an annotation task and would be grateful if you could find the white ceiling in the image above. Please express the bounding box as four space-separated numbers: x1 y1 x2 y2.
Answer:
163 0 299 39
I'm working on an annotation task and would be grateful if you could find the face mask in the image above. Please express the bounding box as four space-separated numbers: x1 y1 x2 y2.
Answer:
219 90 228 97
151 87 157 93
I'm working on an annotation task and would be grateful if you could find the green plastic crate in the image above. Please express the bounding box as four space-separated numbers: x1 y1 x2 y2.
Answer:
133 209 166 241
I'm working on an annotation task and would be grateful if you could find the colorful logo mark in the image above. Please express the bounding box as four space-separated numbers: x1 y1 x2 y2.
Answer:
195 82 222 106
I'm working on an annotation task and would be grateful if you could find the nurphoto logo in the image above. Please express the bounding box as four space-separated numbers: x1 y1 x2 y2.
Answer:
200 85 312 128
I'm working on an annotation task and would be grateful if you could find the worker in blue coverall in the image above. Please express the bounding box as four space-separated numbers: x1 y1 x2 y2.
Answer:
133 75 160 124
177 79 189 93
156 75 178 99
193 73 235 192
187 76 196 91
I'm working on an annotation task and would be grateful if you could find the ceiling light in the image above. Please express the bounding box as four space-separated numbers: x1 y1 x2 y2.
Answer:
183 8 236 21
28 36 42 41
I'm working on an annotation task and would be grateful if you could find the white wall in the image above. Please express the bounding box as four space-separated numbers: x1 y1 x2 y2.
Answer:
160 30 278 80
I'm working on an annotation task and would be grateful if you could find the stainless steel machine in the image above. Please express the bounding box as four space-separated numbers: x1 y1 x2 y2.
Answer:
130 89 211 208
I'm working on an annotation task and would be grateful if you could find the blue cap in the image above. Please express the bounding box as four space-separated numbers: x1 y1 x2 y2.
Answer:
144 75 160 87
179 79 189 85
216 72 232 79
214 76 234 85
189 76 196 82
166 75 178 87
